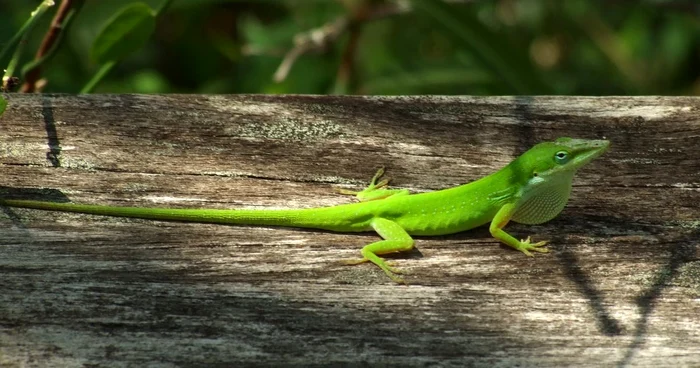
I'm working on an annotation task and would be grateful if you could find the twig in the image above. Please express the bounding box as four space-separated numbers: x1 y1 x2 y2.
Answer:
1 0 55 90
273 3 409 83
271 0 475 83
333 22 361 94
273 17 349 83
21 0 80 92
333 2 371 94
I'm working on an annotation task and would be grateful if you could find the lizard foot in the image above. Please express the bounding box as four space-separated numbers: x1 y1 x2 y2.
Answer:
341 257 407 284
516 236 549 257
336 168 402 202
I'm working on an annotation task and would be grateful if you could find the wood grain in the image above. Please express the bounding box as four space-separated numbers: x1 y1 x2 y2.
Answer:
0 94 699 367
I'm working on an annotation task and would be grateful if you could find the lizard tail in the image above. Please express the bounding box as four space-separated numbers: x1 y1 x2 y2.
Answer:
0 199 368 231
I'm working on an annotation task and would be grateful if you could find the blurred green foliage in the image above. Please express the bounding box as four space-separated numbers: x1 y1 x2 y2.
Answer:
0 0 698 95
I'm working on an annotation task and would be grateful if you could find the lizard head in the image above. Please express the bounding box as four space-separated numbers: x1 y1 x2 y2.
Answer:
523 137 610 180
507 137 609 224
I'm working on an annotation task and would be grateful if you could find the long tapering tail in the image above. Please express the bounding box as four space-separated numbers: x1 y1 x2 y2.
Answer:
0 198 369 232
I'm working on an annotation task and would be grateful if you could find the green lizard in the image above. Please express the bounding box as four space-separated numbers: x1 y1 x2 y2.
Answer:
0 137 608 283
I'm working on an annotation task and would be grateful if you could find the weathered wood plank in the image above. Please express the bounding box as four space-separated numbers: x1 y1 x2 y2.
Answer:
0 94 699 367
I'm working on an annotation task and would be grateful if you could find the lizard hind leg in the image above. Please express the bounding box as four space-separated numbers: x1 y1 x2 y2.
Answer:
341 217 414 284
337 168 410 202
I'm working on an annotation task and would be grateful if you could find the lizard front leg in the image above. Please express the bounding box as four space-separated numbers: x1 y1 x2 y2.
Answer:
489 203 549 256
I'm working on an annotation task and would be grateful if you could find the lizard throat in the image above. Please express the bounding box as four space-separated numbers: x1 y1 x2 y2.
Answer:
511 174 574 225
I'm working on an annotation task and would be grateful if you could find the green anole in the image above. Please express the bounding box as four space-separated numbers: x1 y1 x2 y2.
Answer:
0 137 608 283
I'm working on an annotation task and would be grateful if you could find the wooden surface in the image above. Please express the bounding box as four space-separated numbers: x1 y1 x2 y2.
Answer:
0 94 699 367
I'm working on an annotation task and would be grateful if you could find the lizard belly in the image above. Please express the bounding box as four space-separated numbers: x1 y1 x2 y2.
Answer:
390 200 496 236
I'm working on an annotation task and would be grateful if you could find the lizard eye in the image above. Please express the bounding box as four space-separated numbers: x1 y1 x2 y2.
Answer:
554 151 570 164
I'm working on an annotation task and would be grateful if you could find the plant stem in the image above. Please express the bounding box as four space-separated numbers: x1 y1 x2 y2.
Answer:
80 61 115 94
22 0 84 92
0 0 56 86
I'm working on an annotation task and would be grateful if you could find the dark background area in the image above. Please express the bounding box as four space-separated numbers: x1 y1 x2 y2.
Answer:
0 0 698 95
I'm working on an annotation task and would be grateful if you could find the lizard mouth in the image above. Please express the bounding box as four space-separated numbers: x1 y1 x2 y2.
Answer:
571 139 610 168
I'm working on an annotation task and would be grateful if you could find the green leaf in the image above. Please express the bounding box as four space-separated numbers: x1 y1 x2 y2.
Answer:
90 3 156 64
0 95 7 117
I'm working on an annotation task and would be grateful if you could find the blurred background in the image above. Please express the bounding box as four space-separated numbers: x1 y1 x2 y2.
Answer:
0 0 698 95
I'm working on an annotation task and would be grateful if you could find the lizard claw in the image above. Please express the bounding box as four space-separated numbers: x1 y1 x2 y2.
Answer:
341 258 407 284
368 168 390 189
341 258 368 265
385 260 407 274
337 188 359 196
337 168 389 196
